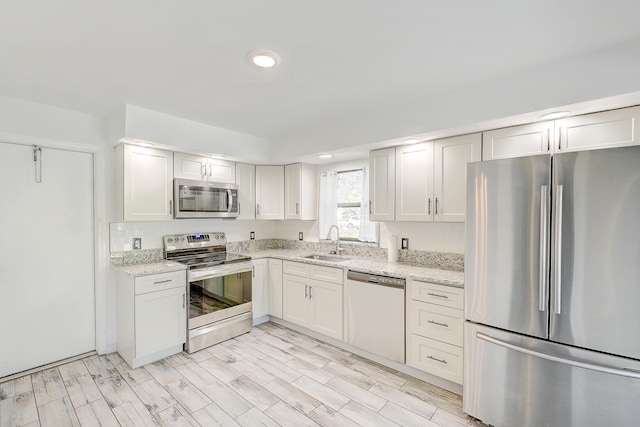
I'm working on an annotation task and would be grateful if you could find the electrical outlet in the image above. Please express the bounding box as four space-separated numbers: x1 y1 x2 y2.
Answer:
401 238 409 250
299 232 304 241
133 238 142 250
250 231 255 240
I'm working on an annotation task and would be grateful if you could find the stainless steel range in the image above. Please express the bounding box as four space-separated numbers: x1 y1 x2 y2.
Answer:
163 232 253 353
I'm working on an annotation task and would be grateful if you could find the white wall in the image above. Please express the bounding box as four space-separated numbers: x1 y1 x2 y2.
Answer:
110 219 277 252
269 36 640 162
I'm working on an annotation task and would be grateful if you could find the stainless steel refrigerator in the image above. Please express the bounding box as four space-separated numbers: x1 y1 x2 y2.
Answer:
464 145 640 427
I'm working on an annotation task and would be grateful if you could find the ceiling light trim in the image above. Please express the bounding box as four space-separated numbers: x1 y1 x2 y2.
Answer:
249 50 281 69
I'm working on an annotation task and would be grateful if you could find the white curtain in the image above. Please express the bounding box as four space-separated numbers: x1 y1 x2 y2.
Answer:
358 166 378 242
319 171 338 239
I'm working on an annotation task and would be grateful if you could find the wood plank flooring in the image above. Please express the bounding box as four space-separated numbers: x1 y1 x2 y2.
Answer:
0 322 485 427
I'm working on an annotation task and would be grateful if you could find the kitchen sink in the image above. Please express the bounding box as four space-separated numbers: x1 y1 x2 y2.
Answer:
302 254 351 262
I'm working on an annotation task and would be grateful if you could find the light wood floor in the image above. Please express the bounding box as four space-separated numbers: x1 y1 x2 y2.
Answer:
0 322 484 427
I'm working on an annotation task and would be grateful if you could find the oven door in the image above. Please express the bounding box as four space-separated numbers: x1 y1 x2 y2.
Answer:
187 262 252 330
174 178 239 219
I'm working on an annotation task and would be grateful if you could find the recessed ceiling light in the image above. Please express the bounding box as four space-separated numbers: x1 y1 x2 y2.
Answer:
402 138 421 145
318 154 333 159
539 110 571 120
249 50 281 69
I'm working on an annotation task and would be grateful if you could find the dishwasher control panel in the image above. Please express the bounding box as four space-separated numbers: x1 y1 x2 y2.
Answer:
347 270 406 289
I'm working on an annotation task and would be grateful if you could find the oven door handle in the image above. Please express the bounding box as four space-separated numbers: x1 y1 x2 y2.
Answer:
187 263 252 282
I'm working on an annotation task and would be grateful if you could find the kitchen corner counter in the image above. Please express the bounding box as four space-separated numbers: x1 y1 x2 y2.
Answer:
114 261 186 277
238 249 464 288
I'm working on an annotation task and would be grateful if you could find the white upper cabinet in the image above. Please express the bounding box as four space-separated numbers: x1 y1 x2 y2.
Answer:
174 152 235 183
395 134 480 223
285 163 318 220
396 142 434 221
369 147 396 221
255 165 284 220
235 162 256 220
116 144 174 221
555 106 640 153
482 122 554 160
434 133 482 222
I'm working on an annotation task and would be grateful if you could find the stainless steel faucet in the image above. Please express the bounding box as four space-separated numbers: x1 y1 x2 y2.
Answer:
326 225 342 255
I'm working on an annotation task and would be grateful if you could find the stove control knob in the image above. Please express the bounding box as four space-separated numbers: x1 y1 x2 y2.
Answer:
167 238 173 243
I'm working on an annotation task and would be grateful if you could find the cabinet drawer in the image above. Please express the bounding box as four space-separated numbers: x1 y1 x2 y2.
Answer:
135 271 185 295
283 261 310 278
410 301 463 346
410 281 463 310
407 334 463 384
309 264 343 285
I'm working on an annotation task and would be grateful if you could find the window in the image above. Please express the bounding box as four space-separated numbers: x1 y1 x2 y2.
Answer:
336 169 363 240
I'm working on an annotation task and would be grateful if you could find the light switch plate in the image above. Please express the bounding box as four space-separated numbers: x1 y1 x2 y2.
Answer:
401 238 409 250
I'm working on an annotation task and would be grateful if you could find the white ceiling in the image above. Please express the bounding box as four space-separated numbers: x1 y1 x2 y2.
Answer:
2 1 640 161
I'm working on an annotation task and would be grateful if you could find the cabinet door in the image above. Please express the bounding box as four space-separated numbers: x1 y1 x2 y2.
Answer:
308 279 343 340
252 259 269 320
123 144 174 221
208 159 236 184
135 287 186 357
174 152 207 181
369 148 396 221
255 165 284 219
284 163 302 219
395 142 434 221
556 106 640 152
235 163 256 220
482 122 553 160
268 259 284 318
282 274 311 327
433 133 481 222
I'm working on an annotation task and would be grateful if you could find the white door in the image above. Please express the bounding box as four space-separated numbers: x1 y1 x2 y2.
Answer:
0 142 95 378
482 122 553 160
268 259 283 318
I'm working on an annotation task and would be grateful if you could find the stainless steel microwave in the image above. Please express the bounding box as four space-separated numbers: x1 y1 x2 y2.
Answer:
174 178 239 219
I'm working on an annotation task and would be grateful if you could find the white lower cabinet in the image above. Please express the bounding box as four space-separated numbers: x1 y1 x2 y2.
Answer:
252 259 269 322
268 259 284 318
407 280 464 384
282 261 343 340
116 270 186 368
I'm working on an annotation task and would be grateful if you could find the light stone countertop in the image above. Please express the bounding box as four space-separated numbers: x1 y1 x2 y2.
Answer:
114 261 186 277
239 249 464 288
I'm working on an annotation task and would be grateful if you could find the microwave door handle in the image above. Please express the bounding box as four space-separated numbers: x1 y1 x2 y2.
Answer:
227 189 233 212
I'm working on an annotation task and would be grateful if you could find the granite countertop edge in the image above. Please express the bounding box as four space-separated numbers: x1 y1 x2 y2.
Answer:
242 249 464 288
114 261 187 277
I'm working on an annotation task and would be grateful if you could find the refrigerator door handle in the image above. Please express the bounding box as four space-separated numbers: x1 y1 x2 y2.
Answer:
477 332 640 380
553 185 563 315
539 185 548 312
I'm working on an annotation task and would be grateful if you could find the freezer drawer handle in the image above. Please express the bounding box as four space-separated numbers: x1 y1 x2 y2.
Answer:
428 320 449 328
427 292 448 299
427 355 448 364
477 332 640 379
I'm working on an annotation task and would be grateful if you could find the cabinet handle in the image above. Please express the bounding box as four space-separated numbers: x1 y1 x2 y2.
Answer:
182 293 185 309
428 198 432 215
547 128 551 151
558 129 562 150
256 203 260 215
208 163 212 177
154 279 172 285
427 292 448 299
305 284 308 298
369 200 373 215
201 162 206 178
252 266 255 278
435 197 439 215
238 202 241 215
428 320 449 328
296 202 299 214
169 200 173 215
427 355 448 364
309 286 312 299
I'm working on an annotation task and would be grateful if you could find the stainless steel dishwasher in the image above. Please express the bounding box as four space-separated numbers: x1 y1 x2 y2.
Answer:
346 270 406 363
